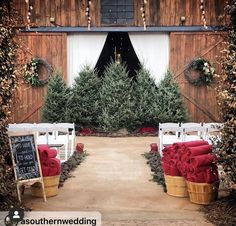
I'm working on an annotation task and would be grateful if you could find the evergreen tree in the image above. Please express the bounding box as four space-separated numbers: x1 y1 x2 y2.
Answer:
99 62 134 132
132 67 161 128
41 71 68 122
66 66 101 128
157 70 187 123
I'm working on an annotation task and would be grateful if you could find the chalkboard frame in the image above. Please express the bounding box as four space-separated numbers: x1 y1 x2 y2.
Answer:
10 134 40 180
8 131 47 203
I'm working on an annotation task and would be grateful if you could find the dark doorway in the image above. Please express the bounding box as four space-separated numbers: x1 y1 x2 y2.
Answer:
95 32 141 77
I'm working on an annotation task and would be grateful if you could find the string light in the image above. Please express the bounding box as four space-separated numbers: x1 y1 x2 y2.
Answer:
25 0 33 30
140 0 147 30
200 0 207 29
86 0 92 30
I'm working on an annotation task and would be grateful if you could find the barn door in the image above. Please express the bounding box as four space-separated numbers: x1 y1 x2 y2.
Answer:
12 33 67 123
169 32 226 122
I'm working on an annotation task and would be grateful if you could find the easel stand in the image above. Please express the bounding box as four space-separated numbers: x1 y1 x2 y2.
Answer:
8 131 47 203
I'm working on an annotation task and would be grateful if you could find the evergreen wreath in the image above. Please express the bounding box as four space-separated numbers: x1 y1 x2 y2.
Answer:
24 57 53 87
184 58 215 86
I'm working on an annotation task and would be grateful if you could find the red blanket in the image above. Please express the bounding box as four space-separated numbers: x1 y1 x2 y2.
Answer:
173 140 209 149
163 162 181 176
46 158 61 175
187 166 219 183
41 166 50 177
186 145 212 157
191 154 216 168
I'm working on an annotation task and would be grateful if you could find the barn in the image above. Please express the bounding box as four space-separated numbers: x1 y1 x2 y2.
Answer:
12 0 227 123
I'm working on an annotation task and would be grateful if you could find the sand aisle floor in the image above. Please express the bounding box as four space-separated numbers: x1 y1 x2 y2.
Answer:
24 137 212 226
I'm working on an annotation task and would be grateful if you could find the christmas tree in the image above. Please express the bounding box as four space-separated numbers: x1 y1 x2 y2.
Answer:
66 66 101 128
99 61 134 132
157 70 187 123
132 67 161 128
41 71 68 122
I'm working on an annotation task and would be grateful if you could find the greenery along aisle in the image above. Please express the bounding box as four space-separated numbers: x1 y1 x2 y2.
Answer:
66 66 101 128
41 71 68 123
98 62 135 132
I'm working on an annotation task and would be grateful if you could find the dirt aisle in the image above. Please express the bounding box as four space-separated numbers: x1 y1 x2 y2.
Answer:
24 137 212 226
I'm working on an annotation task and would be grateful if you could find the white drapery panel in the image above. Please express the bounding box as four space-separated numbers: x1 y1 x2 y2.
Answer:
129 33 169 83
67 33 107 85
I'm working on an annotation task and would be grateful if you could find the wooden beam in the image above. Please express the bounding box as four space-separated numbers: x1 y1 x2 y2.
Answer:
181 92 219 122
19 25 226 33
19 101 44 123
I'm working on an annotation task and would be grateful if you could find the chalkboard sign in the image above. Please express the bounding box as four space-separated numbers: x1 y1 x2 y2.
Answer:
9 134 40 180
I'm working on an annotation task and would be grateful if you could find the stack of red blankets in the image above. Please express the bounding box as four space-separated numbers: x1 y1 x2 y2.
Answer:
38 145 61 177
162 140 219 184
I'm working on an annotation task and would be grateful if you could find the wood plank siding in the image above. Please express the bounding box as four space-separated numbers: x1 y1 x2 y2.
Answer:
11 33 67 123
14 0 226 27
169 32 226 122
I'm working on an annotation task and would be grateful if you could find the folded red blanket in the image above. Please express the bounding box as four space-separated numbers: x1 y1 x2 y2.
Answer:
205 168 219 184
180 153 191 163
186 145 212 157
187 171 206 183
187 165 211 173
163 146 178 159
191 154 216 167
41 166 50 177
169 165 181 176
162 162 170 175
48 167 60 176
47 158 61 169
38 144 50 152
41 148 58 160
38 145 50 162
173 140 209 150
187 167 219 183
163 163 181 176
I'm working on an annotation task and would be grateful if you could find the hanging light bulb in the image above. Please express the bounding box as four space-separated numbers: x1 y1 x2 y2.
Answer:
86 0 92 30
141 0 147 30
200 0 207 29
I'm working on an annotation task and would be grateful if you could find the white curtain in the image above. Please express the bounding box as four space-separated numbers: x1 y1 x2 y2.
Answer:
67 33 107 86
129 33 169 83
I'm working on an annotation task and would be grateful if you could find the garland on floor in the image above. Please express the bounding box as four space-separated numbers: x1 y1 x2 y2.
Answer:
143 151 166 192
59 151 88 187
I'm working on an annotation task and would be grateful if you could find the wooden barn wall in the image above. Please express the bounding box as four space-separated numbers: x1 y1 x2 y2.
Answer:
169 32 226 122
14 0 226 27
12 33 67 123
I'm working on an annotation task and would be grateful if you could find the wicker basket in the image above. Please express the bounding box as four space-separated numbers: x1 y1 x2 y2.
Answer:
187 181 219 204
164 175 188 197
31 175 60 198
